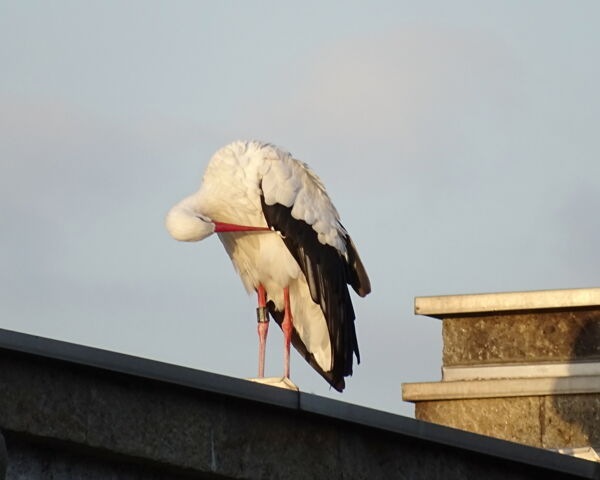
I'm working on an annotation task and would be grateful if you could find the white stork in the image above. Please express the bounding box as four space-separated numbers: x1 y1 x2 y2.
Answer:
165 141 370 391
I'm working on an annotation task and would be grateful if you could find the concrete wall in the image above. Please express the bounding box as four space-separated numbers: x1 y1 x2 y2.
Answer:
0 328 597 479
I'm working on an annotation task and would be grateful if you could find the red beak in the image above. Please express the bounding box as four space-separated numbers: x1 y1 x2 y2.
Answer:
214 222 271 233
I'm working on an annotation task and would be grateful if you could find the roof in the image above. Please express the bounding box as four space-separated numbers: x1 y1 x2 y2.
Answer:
0 327 597 479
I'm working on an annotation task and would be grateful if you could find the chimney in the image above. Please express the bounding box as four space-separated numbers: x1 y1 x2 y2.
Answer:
402 287 600 462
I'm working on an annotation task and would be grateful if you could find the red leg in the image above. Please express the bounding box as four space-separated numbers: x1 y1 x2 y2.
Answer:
282 286 293 379
257 284 268 378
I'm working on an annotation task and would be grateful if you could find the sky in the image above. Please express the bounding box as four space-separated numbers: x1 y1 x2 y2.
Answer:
1 1 599 417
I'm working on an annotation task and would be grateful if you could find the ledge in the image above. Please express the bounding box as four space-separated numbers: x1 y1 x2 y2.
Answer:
415 287 600 318
403 375 600 402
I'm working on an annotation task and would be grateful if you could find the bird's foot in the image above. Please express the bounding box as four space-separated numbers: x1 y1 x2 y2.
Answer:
247 376 299 391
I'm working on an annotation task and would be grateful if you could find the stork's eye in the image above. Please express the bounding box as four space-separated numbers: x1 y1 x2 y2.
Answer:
196 215 211 223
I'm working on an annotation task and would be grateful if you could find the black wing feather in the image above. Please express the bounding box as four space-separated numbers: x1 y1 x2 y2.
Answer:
260 192 367 391
342 226 371 297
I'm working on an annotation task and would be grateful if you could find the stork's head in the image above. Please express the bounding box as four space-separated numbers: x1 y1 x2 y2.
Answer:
166 194 272 242
165 198 216 242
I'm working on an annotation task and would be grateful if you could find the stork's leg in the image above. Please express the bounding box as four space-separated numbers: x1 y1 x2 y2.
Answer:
256 284 269 378
282 286 293 379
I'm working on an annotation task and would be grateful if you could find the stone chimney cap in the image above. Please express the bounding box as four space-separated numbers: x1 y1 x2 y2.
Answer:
415 287 600 318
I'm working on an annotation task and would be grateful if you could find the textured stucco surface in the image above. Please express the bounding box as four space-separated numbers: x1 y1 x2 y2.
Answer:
443 309 600 366
416 396 543 446
416 393 600 450
544 395 600 448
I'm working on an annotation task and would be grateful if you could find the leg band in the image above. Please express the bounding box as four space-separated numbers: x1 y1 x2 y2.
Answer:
256 306 269 323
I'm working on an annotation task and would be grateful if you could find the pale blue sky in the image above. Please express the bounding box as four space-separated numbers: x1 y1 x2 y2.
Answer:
1 1 599 415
